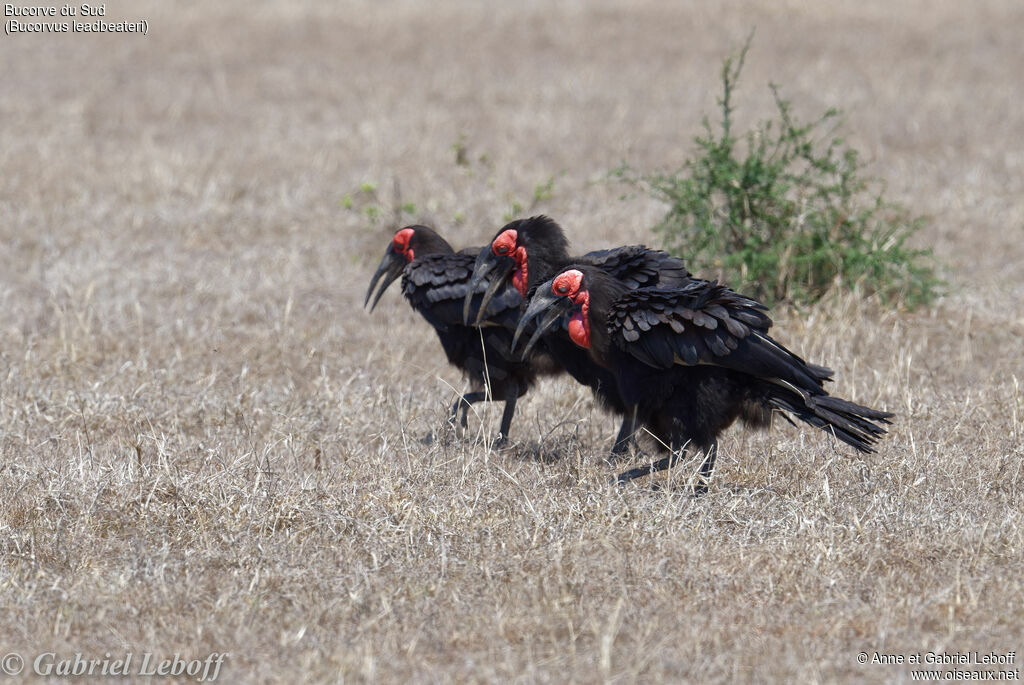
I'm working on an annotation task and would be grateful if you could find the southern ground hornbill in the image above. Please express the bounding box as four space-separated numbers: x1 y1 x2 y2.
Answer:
463 215 695 456
365 225 557 443
516 265 893 490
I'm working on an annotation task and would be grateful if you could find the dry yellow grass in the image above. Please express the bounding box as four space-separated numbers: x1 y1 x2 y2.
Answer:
2 1 1023 683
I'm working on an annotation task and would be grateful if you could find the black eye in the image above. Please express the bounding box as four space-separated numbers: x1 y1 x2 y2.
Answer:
496 245 508 255
556 284 568 294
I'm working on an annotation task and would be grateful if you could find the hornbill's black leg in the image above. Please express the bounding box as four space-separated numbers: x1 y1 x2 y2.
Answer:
495 381 520 447
609 407 638 459
613 439 716 495
693 440 719 495
450 392 488 430
613 454 679 483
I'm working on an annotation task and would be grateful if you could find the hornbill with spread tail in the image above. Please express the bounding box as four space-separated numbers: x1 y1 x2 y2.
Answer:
365 225 555 443
463 215 694 455
516 265 893 490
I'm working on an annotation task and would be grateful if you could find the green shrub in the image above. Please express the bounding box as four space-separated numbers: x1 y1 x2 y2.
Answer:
617 40 944 309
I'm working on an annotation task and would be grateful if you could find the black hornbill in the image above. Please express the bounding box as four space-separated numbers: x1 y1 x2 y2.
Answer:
516 265 894 490
462 215 694 456
365 225 554 443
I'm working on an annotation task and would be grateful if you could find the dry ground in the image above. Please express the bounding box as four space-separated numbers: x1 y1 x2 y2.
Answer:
2 1 1023 683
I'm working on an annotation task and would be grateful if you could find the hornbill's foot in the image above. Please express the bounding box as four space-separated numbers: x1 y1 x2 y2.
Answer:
613 453 677 485
606 449 630 463
446 407 469 431
612 468 712 496
605 440 641 464
449 392 486 434
614 440 716 493
612 465 655 485
644 481 711 497
443 415 467 444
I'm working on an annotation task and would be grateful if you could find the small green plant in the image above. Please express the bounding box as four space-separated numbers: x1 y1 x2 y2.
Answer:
503 197 524 223
617 39 943 309
533 176 556 205
341 181 386 224
502 175 560 222
342 180 416 227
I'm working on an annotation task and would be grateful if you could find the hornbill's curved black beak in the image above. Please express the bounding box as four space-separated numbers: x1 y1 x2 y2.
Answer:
364 247 405 312
512 284 573 359
462 246 515 325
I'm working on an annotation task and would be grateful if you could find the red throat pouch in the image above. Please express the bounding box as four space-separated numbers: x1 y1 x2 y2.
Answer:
567 292 590 348
512 247 528 295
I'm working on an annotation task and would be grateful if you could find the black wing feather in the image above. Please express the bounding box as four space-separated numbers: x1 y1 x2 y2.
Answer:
609 282 781 371
579 245 693 290
609 282 846 394
403 252 523 329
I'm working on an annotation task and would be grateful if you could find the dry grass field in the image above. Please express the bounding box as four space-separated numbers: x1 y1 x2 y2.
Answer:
2 1 1023 682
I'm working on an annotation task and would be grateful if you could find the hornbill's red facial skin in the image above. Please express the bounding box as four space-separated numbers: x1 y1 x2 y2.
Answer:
490 229 528 296
392 227 415 262
491 229 516 257
518 264 893 490
551 270 590 348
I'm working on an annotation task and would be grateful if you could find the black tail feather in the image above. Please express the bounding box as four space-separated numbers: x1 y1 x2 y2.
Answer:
761 385 893 454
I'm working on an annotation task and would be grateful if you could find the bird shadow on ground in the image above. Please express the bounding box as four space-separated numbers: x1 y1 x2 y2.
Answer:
499 440 569 465
617 470 789 499
416 423 568 463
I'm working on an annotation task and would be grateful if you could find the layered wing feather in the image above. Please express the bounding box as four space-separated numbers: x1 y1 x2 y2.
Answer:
579 245 693 290
606 280 833 393
403 252 522 330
